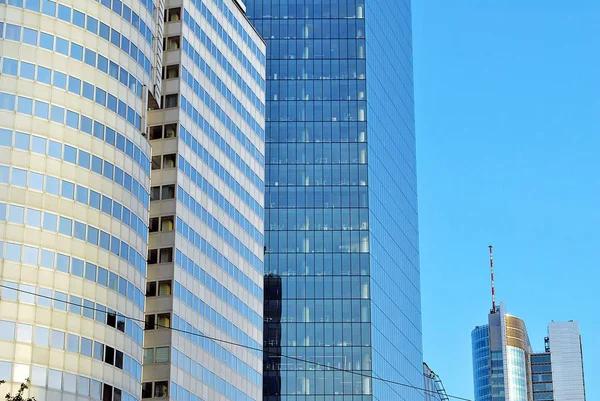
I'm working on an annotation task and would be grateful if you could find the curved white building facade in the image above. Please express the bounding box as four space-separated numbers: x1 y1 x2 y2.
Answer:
0 1 162 400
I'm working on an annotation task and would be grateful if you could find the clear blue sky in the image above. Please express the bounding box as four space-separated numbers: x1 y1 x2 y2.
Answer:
413 1 600 400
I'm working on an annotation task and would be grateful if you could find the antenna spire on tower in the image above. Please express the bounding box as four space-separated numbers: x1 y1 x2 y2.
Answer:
489 245 496 313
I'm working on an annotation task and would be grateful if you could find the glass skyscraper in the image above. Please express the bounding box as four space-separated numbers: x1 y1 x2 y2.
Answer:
246 1 423 400
0 0 162 399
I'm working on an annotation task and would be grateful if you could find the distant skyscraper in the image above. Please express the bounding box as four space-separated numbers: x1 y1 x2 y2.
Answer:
246 1 423 400
472 305 587 401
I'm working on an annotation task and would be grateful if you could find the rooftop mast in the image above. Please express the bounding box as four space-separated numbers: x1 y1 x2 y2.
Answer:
489 245 496 314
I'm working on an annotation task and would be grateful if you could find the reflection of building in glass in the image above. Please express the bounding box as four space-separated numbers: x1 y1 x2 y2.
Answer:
472 305 587 401
246 1 423 400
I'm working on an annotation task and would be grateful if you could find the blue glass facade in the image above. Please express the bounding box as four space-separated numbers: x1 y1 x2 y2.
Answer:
247 1 422 400
472 325 492 401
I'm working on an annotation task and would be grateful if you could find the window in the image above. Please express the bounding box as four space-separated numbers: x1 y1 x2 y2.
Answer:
143 349 154 364
67 333 79 352
151 155 161 170
146 281 157 297
94 341 104 361
144 314 155 330
154 381 168 398
147 249 158 264
34 327 49 346
104 345 115 365
167 8 181 22
16 324 32 343
155 347 169 363
148 126 162 140
141 383 152 399
161 185 175 200
165 36 180 51
51 330 65 349
163 154 176 169
37 66 51 84
149 217 159 233
165 124 177 138
164 94 178 108
161 216 174 232
20 62 35 80
165 64 179 79
150 186 161 201
159 248 173 263
158 280 172 296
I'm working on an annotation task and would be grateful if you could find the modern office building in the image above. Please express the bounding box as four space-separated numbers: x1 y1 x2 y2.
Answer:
530 321 586 401
472 305 587 401
471 303 532 401
0 1 162 401
1 2 267 401
142 1 266 401
246 1 423 400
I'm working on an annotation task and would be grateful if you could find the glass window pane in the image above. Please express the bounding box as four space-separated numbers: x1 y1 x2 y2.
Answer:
51 330 65 349
34 327 49 346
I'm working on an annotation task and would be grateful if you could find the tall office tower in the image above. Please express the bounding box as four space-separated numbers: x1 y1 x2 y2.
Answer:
143 1 266 401
471 304 532 401
246 1 422 401
0 0 162 400
532 321 586 401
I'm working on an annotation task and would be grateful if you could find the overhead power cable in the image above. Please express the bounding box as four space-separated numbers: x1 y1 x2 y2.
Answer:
0 284 471 401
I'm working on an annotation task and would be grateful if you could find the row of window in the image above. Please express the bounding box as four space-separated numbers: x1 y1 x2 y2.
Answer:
0 321 141 382
151 153 176 170
266 121 368 144
266 186 369 209
0 360 137 401
2 58 143 134
267 100 367 123
96 0 154 44
0 23 146 100
180 129 263 244
179 69 264 192
0 198 147 276
172 345 261 401
211 0 266 64
267 142 368 165
150 184 176 201
265 230 370 254
267 207 369 231
148 123 177 140
265 301 371 326
174 278 262 358
148 215 174 233
0 165 148 244
265 58 367 82
4 0 152 75
182 9 265 119
175 179 261 271
0 111 150 208
142 346 170 364
144 313 171 330
192 1 265 89
179 42 264 166
265 276 370 301
175 247 261 327
97 0 154 23
177 146 262 231
181 13 264 141
264 252 370 277
0 125 150 217
0 237 145 311
255 19 366 40
0 281 144 344
142 381 169 399
265 38 366 61
176 212 262 285
172 311 263 390
267 166 369 187
248 2 365 20
268 80 367 102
